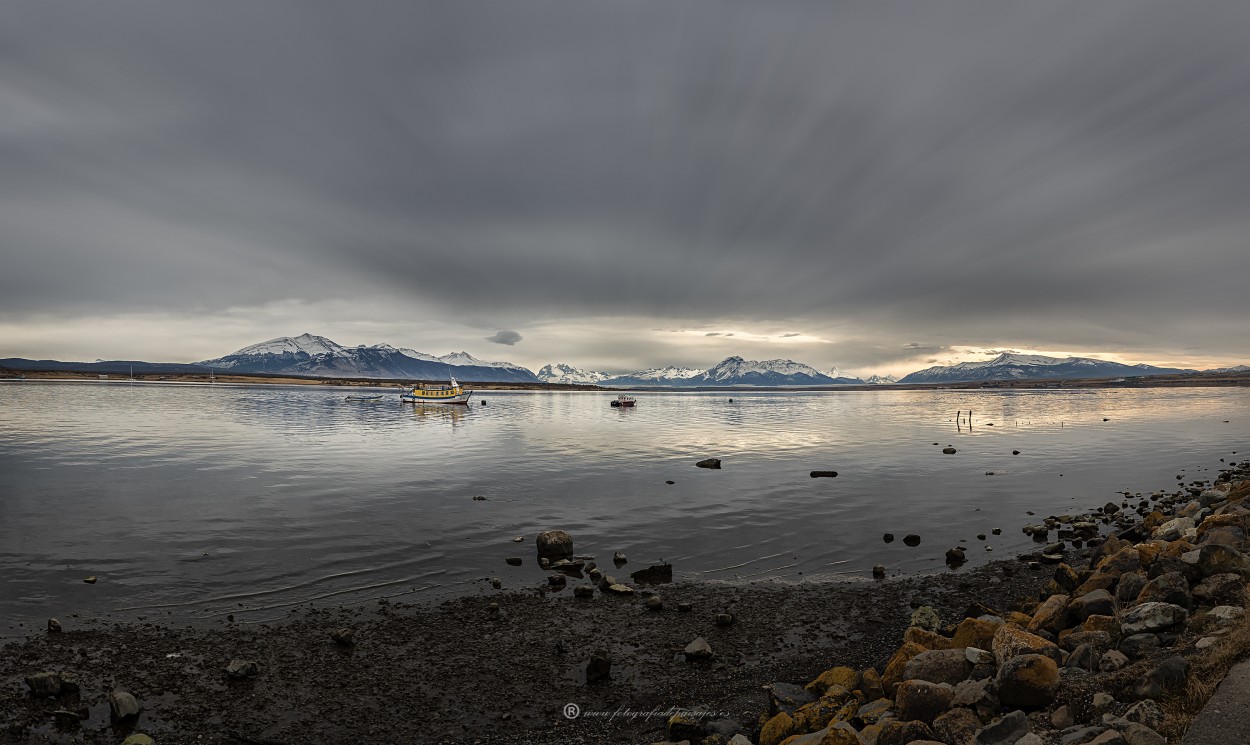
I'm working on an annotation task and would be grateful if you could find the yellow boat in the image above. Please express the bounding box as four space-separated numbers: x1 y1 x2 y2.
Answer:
400 376 472 405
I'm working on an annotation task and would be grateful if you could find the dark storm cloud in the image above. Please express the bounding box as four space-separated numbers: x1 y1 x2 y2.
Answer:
485 330 522 346
1 0 1249 365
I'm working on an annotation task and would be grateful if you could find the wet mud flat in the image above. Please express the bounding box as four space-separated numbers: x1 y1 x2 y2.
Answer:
1 562 1050 745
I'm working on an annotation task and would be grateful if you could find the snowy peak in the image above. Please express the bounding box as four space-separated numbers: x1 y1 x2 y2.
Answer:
230 333 347 357
628 366 705 381
436 351 528 371
865 374 898 385
537 363 611 385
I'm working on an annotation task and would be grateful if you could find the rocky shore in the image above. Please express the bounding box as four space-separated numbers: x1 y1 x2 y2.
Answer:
4 458 1248 745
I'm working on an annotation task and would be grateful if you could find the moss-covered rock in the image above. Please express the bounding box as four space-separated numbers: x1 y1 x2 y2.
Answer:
996 653 1060 708
761 711 796 745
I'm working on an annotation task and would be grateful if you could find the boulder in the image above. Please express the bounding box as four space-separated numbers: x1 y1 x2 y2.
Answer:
996 654 1060 708
1100 650 1130 673
108 690 141 720
535 530 574 561
905 626 956 650
667 713 703 742
695 458 722 469
851 697 893 726
903 648 973 686
992 623 1062 664
1116 572 1148 605
759 712 794 745
974 709 1031 745
1135 572 1192 609
1197 544 1249 577
951 677 998 718
861 667 886 700
1065 644 1099 671
805 666 859 696
894 679 954 724
1119 633 1162 659
1132 656 1190 700
1081 615 1123 642
876 720 936 745
952 617 1001 650
1054 563 1082 592
1191 573 1248 606
767 682 817 716
1124 700 1165 730
882 641 928 692
573 584 595 599
1207 605 1245 627
1062 631 1113 654
910 605 942 631
330 627 355 646
121 737 156 745
933 706 980 745
1068 590 1117 622
1027 594 1070 635
1120 603 1187 635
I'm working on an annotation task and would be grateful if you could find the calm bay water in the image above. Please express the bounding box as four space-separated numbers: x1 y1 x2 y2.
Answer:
1 381 1246 634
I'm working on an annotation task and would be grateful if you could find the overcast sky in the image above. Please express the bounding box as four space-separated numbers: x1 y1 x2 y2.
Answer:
1 1 1247 376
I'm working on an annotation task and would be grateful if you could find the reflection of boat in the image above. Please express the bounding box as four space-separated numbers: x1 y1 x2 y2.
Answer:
345 394 383 401
401 376 472 405
610 394 636 407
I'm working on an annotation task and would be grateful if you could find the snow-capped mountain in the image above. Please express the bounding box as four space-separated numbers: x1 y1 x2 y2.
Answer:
898 352 1192 384
688 356 863 386
599 366 706 387
197 334 539 382
824 366 855 380
536 363 612 385
865 374 898 385
1206 364 1250 373
437 351 531 373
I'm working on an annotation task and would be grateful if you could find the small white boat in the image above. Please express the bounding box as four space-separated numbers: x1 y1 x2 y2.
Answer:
610 394 636 407
401 376 472 405
345 394 384 401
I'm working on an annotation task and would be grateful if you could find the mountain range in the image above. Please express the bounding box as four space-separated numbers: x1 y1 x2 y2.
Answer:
896 352 1193 384
3 334 1245 386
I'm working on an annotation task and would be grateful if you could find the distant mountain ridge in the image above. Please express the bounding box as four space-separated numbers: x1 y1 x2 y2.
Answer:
197 333 540 383
536 363 612 385
898 352 1193 384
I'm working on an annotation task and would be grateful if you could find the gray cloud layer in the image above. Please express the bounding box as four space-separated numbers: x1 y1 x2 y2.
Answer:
1 1 1248 369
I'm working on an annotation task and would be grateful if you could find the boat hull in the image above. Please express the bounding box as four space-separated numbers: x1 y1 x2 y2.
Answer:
401 392 472 405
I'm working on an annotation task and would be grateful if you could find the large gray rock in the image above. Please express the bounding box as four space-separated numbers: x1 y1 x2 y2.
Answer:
108 690 141 720
1123 700 1165 730
933 707 981 745
1197 544 1249 577
535 530 574 561
952 677 998 718
1132 656 1190 700
1069 590 1117 622
1192 573 1248 606
996 654 1060 708
1135 571 1191 609
975 709 1031 744
1120 602 1187 635
903 648 974 686
894 679 954 724
1119 633 1161 659
767 682 817 716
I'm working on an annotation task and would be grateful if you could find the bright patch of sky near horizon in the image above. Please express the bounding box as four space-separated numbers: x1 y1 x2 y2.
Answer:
1 1 1248 377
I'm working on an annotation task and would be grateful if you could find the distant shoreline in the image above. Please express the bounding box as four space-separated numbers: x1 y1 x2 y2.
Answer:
2 365 1248 391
